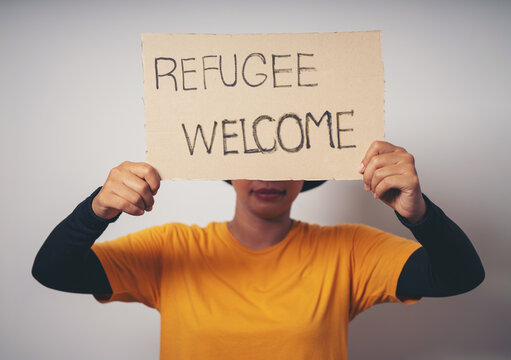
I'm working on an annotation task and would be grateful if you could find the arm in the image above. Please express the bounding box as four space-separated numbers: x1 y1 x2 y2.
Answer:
32 187 115 294
396 194 484 298
32 162 161 295
359 141 484 299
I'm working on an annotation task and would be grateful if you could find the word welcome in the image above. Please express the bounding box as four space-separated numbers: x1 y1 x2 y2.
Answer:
155 53 318 91
181 110 355 155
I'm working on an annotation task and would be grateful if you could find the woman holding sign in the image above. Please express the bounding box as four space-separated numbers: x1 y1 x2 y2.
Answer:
33 141 484 359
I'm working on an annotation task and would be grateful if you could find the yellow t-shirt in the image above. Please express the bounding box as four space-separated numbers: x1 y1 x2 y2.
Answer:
92 221 421 360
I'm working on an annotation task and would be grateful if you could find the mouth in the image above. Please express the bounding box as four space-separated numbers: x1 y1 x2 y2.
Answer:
251 188 286 201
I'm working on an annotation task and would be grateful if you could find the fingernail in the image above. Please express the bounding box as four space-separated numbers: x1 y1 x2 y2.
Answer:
364 183 369 191
358 163 365 173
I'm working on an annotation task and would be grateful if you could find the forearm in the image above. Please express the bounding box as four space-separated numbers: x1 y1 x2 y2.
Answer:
396 195 485 298
32 187 115 294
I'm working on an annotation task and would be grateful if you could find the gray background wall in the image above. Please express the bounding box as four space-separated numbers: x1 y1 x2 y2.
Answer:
1 0 510 359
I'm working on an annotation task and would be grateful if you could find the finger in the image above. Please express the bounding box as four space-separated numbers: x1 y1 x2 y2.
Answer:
122 173 155 210
372 174 414 200
370 163 409 192
128 163 161 195
363 152 403 190
108 193 145 216
360 141 405 173
111 183 147 212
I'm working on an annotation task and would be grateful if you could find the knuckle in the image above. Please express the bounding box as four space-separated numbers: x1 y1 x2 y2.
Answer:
147 196 155 207
371 140 382 151
368 140 379 151
109 167 121 178
134 193 144 206
362 171 371 182
141 182 151 193
380 177 391 189
373 168 383 182
404 153 415 164
140 169 150 179
140 163 152 175
410 175 419 187
138 163 148 172
363 175 370 186
371 155 381 167
134 181 148 194
119 199 129 210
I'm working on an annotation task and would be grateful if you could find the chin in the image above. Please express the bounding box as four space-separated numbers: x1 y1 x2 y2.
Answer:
232 180 303 220
252 206 290 220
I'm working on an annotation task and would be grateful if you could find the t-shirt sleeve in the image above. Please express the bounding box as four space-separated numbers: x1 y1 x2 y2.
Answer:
91 225 166 310
348 224 422 320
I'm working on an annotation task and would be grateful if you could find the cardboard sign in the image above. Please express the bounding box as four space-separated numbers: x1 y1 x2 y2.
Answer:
142 32 384 180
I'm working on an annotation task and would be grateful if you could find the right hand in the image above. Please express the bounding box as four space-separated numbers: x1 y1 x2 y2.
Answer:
92 162 161 219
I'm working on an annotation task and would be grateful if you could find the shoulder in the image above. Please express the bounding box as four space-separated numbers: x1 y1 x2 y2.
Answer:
95 221 224 250
155 221 226 249
291 220 364 250
292 221 413 249
138 221 222 235
346 223 420 259
293 220 362 237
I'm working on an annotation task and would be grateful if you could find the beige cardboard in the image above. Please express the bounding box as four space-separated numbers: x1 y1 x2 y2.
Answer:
142 32 384 180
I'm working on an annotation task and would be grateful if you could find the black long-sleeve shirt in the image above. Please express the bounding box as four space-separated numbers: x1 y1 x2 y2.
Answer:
32 188 485 300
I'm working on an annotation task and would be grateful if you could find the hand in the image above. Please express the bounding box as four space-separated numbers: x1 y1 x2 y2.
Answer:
92 162 161 219
359 141 426 223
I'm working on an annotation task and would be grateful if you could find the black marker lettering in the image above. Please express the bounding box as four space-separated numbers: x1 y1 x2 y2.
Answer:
222 119 239 155
181 58 197 91
336 110 356 149
219 55 237 87
272 54 292 88
155 57 177 91
253 115 276 152
297 53 318 87
305 111 333 149
242 53 267 87
182 121 218 155
202 55 218 90
277 113 304 153
240 118 260 153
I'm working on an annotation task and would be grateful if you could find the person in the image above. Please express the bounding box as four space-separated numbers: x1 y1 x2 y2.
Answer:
32 141 484 359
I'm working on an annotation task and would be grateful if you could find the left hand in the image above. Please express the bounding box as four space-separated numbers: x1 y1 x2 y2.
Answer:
359 141 427 223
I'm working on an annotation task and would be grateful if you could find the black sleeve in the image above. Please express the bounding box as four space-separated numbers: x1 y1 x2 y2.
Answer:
32 187 119 295
396 195 485 299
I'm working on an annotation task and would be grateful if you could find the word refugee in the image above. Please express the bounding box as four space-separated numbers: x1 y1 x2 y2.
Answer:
154 53 318 91
181 110 356 156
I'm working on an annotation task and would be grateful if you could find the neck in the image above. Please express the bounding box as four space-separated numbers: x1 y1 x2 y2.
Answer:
227 201 293 251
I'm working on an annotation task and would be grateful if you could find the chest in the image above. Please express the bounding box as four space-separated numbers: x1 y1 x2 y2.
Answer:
160 248 350 334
